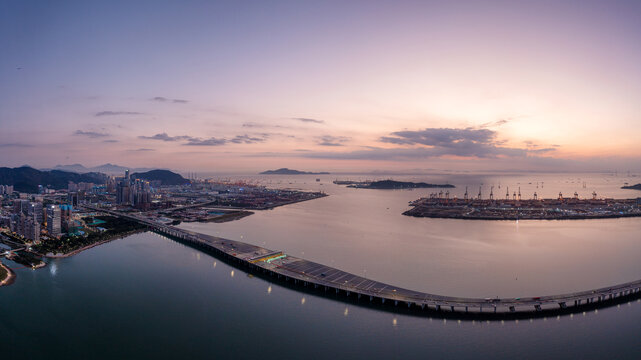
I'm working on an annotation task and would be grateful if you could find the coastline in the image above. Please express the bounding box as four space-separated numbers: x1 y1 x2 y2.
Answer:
0 260 16 287
41 229 146 259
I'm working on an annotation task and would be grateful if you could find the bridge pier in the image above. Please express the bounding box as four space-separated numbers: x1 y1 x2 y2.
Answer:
509 306 515 313
451 306 455 312
395 300 398 306
436 305 441 311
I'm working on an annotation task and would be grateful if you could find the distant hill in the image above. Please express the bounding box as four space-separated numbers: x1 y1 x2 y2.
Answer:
131 170 188 185
0 166 106 193
350 180 455 189
622 183 641 190
49 163 160 175
260 168 330 175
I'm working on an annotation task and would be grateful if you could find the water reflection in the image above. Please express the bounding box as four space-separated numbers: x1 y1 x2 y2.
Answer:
267 286 272 294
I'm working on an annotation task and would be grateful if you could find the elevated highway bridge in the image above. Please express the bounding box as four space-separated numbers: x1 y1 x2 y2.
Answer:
84 205 641 318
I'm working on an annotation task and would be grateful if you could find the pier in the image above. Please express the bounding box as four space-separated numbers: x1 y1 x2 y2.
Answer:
85 206 641 318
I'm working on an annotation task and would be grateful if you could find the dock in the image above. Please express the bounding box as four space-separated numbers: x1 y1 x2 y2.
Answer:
85 206 641 317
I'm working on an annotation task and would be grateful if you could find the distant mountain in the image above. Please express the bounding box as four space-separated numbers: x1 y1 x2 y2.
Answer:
260 168 330 175
131 170 188 185
0 166 107 193
622 183 641 190
51 163 89 173
350 180 455 189
49 163 161 175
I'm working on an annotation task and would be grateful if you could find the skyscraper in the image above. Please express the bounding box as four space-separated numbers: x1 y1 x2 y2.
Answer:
46 205 61 238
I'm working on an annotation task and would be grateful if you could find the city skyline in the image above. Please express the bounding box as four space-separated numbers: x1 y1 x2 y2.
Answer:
2 0 641 173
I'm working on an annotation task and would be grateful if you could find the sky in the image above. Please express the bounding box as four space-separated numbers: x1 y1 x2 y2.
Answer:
1 0 641 174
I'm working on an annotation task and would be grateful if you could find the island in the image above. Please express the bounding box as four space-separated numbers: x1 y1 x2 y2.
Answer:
260 168 330 175
622 183 641 190
335 179 455 189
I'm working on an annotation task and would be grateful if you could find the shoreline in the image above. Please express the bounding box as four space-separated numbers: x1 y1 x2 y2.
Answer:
41 229 146 259
0 260 16 287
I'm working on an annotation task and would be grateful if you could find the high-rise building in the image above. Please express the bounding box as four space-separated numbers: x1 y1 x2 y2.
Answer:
28 202 44 224
46 205 61 238
13 199 30 215
25 215 40 242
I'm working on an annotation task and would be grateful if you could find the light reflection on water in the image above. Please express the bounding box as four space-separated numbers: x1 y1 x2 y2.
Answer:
1 172 639 359
178 173 641 298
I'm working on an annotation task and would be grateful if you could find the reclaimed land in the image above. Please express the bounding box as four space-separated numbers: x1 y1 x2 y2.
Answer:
403 197 641 220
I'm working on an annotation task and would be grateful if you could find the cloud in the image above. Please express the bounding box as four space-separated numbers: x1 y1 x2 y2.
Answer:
137 132 268 146
103 139 119 143
293 117 324 124
317 135 350 146
95 111 142 117
382 128 496 147
0 143 33 148
377 127 529 158
229 134 266 144
184 137 228 146
74 130 109 138
127 148 156 152
291 127 555 161
139 132 194 142
528 147 557 154
151 96 189 104
479 119 509 128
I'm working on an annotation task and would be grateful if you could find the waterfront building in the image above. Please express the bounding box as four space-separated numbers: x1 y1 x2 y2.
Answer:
25 215 40 242
46 205 61 238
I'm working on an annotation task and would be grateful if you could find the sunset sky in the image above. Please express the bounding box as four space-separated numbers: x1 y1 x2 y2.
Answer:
2 0 641 173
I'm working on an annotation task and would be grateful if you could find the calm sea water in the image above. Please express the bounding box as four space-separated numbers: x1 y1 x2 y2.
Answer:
1 172 640 359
